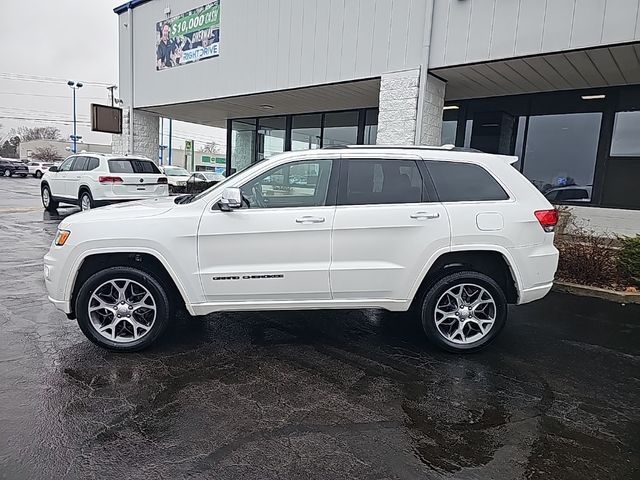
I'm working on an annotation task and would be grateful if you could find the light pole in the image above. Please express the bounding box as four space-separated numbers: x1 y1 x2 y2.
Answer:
67 80 83 153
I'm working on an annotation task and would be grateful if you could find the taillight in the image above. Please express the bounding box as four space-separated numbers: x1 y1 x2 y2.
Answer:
158 177 168 184
98 176 123 184
534 209 559 232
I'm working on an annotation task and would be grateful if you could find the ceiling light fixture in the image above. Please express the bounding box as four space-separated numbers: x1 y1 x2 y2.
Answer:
581 94 606 100
443 105 460 110
259 104 275 110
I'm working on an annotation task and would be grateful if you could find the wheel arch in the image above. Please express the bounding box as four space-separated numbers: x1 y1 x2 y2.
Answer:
68 250 191 319
410 249 520 308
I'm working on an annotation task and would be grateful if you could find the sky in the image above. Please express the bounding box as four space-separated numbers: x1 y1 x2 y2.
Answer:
0 0 225 152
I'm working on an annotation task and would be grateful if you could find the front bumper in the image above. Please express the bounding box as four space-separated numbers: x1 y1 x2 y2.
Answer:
44 249 73 315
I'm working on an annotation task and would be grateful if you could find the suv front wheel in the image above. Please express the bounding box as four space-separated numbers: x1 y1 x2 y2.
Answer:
75 266 171 352
421 271 507 353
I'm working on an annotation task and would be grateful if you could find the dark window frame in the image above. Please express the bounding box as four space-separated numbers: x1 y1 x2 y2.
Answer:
227 107 379 176
448 85 640 210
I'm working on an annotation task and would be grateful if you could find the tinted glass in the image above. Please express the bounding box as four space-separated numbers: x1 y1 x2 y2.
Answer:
363 109 378 145
323 111 358 147
257 117 286 160
108 159 160 173
291 114 321 151
523 113 601 198
610 111 640 157
86 158 99 170
427 161 509 202
241 160 333 208
342 160 423 205
71 157 88 171
230 119 256 172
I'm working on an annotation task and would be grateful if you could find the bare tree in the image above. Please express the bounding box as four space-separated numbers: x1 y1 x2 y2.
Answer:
31 146 63 162
12 126 61 142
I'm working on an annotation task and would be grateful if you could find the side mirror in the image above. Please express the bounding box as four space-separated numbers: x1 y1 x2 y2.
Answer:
218 187 242 211
48 166 59 172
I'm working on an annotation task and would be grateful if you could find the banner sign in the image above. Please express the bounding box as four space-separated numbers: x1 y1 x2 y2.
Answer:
156 1 220 70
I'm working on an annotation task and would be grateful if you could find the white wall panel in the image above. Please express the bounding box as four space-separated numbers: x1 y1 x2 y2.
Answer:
541 0 575 52
571 0 607 47
123 0 428 108
466 0 495 62
602 0 640 43
429 0 640 68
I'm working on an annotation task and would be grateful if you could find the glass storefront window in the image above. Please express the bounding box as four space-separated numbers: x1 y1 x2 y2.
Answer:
230 119 256 173
610 111 640 157
257 117 286 161
441 121 457 145
364 109 378 145
323 111 359 147
291 114 322 151
523 113 602 201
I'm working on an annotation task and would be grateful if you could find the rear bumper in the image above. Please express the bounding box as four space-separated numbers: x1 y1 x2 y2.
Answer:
518 282 554 304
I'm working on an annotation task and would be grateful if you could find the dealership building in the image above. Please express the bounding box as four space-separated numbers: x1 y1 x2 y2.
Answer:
113 0 640 234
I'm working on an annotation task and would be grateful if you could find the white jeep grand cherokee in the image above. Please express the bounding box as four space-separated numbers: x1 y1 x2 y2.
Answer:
44 146 559 353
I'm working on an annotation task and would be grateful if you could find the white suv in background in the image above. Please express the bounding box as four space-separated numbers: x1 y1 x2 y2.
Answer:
28 161 54 178
44 146 559 353
40 154 169 211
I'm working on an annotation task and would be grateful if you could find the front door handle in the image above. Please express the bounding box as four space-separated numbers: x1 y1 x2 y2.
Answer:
410 212 440 220
296 216 325 224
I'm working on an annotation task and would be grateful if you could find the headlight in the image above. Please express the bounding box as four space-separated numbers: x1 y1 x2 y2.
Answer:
54 229 71 246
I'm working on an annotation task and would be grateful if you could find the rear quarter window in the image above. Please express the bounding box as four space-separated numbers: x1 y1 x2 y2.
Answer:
109 159 160 174
425 160 509 202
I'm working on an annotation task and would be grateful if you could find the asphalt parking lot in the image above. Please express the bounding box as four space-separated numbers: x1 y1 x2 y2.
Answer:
0 175 638 480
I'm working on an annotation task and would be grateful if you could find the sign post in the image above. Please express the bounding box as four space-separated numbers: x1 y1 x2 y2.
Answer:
185 140 194 171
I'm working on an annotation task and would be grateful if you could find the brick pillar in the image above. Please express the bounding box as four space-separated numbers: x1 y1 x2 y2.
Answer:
376 69 420 145
419 74 446 146
112 109 160 162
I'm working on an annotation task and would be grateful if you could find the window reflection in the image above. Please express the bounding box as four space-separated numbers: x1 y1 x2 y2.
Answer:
610 111 640 157
323 111 358 147
291 114 322 151
257 117 286 160
523 113 601 202
364 109 378 145
230 119 256 173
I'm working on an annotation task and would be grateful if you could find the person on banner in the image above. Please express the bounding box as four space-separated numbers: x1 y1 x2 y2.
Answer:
156 22 182 69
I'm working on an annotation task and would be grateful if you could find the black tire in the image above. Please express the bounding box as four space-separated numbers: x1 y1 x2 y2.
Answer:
75 266 171 352
41 184 59 211
79 189 94 211
19 174 27 178
35 170 43 179
4 169 12 177
420 270 507 353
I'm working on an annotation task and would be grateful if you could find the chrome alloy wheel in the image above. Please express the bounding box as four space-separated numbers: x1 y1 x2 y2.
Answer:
88 279 156 343
80 194 91 211
42 188 50 207
434 283 496 345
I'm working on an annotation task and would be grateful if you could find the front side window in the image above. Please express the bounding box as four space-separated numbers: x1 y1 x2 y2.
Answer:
240 159 333 208
340 159 423 205
426 161 509 202
58 157 75 172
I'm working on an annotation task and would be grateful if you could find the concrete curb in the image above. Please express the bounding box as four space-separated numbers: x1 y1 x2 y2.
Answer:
553 281 640 304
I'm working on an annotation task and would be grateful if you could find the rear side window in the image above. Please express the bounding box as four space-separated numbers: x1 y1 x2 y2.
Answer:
86 158 99 170
109 159 160 174
426 161 509 202
340 159 424 205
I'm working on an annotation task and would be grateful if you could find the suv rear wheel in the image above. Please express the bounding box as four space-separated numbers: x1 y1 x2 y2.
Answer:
4 169 11 177
75 266 171 352
79 190 94 211
420 271 506 353
41 184 59 211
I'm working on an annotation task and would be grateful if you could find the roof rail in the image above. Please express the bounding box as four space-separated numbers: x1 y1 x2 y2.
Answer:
321 144 483 153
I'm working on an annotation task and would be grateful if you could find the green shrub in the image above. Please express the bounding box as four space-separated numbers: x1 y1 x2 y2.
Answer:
618 236 640 286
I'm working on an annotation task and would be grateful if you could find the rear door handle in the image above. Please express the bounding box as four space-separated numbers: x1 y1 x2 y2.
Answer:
296 216 325 224
410 212 440 220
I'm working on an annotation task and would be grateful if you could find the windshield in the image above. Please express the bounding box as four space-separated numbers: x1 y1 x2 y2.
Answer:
163 167 190 176
186 169 242 203
200 172 223 180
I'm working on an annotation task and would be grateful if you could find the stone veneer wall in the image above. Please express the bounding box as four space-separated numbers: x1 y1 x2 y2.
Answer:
112 109 160 162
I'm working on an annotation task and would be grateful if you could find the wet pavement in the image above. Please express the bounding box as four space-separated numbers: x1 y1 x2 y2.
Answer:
0 176 638 480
